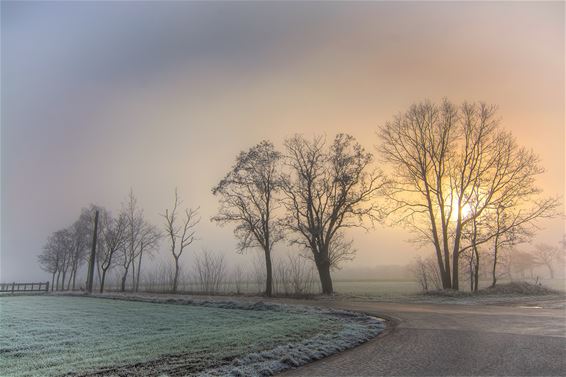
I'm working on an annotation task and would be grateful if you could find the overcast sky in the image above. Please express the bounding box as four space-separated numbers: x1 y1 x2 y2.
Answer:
1 1 564 282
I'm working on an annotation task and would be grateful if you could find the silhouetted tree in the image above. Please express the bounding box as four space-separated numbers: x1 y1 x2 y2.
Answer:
41 229 74 291
212 141 283 296
193 249 225 294
282 134 386 294
162 188 199 293
119 190 144 292
378 99 559 290
98 210 128 293
66 208 94 290
134 222 161 292
38 236 62 291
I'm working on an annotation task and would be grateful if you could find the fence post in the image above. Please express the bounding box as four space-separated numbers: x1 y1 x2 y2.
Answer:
11 282 15 293
46 281 50 292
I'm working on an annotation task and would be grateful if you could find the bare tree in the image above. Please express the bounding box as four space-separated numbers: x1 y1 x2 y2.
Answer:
284 254 317 295
143 262 175 292
65 208 95 290
410 255 442 292
134 222 161 292
38 235 63 291
98 210 128 293
119 190 144 292
531 243 562 279
231 265 246 294
212 141 283 296
282 134 387 294
41 229 74 291
378 99 559 290
193 249 225 294
466 178 559 292
162 188 200 293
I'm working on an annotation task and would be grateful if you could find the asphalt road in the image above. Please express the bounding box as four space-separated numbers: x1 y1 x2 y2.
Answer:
279 300 566 376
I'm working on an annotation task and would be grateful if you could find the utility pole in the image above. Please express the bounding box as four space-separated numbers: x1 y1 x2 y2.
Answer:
86 209 99 293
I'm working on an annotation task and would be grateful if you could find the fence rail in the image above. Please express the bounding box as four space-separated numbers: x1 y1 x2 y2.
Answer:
0 282 49 293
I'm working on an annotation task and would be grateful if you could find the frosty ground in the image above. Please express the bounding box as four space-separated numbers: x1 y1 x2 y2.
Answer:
0 295 384 377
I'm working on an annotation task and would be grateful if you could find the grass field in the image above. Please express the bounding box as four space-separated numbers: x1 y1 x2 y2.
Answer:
0 295 382 376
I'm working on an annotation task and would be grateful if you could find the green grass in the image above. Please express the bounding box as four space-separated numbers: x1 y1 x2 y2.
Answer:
0 296 344 376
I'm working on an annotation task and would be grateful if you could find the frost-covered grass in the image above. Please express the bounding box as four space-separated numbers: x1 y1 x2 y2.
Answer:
0 295 383 376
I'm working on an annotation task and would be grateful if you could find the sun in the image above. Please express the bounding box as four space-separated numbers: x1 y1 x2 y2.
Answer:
449 202 473 221
448 202 473 221
461 203 472 219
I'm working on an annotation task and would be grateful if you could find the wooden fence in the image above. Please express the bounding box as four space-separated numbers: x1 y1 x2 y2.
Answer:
0 282 49 293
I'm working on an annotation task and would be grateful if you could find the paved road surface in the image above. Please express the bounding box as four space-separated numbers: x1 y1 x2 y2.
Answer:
279 300 566 376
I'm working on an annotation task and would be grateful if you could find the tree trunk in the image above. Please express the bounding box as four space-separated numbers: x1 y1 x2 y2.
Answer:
96 258 101 288
172 259 180 293
51 272 55 292
61 270 67 291
469 258 474 292
264 248 273 297
491 208 502 288
451 250 459 290
56 270 61 291
131 257 136 290
473 247 480 293
100 269 108 293
491 245 499 288
135 249 143 292
315 255 333 295
71 267 77 290
436 246 451 289
441 221 452 289
121 268 129 292
66 272 72 290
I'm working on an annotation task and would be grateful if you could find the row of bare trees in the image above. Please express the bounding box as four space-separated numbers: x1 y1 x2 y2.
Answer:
213 99 559 295
38 207 94 291
38 189 201 293
94 193 162 293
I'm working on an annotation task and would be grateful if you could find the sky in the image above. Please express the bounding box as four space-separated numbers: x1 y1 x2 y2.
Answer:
1 1 564 282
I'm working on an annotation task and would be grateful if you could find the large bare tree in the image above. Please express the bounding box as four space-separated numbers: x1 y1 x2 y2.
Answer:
162 189 200 293
282 134 387 294
378 99 559 290
212 140 283 296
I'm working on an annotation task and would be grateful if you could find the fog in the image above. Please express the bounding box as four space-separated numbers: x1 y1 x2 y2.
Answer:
1 1 563 282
